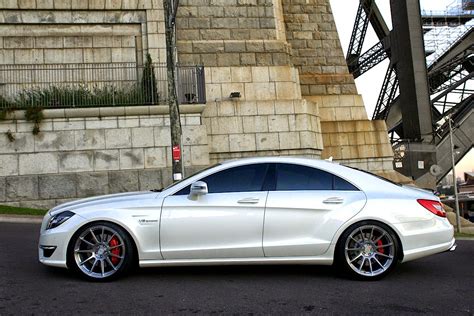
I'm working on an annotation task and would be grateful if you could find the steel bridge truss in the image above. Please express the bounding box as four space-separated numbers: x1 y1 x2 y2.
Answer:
347 0 473 185
346 0 390 78
374 44 473 123
372 64 399 120
348 0 473 127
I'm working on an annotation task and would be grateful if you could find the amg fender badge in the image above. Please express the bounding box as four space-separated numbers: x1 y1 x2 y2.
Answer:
138 219 158 225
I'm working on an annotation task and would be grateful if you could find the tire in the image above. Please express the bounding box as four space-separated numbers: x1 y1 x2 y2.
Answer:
335 221 399 280
67 221 135 281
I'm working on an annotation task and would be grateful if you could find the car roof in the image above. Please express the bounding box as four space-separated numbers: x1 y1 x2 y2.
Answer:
217 156 400 193
220 156 333 166
161 156 405 197
219 156 347 173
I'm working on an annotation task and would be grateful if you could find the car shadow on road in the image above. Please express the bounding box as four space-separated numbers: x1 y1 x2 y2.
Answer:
36 263 342 283
133 264 339 280
40 265 75 280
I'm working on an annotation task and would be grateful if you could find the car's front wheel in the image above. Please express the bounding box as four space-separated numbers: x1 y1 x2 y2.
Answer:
67 222 135 281
336 221 399 280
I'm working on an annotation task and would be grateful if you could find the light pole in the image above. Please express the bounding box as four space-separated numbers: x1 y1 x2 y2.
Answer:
448 116 461 233
163 0 183 182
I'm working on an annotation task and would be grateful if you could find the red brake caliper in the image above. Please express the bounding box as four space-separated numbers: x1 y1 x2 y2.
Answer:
109 237 121 265
377 239 384 254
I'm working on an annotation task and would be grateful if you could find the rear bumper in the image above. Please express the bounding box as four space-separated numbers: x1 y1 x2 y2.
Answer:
402 237 456 262
393 217 455 263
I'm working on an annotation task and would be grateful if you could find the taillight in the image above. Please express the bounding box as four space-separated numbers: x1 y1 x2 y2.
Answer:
417 199 446 217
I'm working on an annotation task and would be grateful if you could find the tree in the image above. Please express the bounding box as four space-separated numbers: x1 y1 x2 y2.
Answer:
163 0 183 182
141 53 159 104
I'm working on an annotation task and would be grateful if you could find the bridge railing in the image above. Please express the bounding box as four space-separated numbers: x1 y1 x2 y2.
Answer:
0 62 206 110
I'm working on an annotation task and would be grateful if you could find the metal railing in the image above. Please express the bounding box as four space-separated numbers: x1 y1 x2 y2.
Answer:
0 63 206 109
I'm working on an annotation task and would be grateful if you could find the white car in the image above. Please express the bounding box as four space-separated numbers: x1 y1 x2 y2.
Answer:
38 157 456 281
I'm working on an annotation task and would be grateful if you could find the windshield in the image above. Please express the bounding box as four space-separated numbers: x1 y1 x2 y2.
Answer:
154 163 221 192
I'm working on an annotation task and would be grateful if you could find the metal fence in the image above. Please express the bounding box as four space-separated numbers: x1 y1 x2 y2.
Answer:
0 63 206 109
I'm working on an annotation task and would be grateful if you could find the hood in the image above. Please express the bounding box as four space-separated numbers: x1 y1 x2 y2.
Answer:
49 191 160 215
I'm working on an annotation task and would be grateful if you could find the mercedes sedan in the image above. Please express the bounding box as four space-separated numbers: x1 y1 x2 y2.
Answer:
39 157 455 281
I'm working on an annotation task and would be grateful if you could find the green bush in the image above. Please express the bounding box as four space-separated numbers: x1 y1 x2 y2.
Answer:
142 54 159 104
0 94 12 108
1 59 162 109
2 84 149 109
24 106 44 135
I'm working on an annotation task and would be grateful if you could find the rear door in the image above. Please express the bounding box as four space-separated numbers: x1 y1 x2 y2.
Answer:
263 163 367 257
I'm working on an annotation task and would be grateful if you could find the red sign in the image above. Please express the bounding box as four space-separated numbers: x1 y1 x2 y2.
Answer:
172 146 181 161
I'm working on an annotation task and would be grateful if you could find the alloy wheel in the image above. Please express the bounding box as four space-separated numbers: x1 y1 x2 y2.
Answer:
73 225 126 279
344 225 396 277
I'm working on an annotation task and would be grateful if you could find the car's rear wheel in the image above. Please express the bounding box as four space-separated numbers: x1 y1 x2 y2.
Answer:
67 222 134 281
336 221 399 280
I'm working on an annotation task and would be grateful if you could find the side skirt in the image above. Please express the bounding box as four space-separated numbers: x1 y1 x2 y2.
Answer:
139 256 334 268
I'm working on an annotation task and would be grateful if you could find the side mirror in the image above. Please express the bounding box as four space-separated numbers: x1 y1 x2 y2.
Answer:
190 181 208 197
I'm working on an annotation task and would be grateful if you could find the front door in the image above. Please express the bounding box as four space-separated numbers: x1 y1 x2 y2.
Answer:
160 163 270 259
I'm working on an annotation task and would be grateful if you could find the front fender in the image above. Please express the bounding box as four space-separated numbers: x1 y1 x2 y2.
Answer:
77 208 162 261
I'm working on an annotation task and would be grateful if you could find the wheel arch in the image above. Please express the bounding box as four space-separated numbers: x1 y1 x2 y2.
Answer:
66 219 140 269
333 219 405 262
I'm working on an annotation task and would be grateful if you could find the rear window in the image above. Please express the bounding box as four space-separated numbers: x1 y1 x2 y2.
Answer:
347 166 401 187
334 176 359 191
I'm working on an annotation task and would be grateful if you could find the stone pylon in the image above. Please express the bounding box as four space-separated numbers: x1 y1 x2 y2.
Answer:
177 0 402 179
282 0 400 178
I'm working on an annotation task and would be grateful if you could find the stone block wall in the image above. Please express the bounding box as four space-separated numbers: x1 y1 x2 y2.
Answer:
0 0 404 207
176 0 291 67
311 94 368 123
199 63 324 161
203 65 302 101
176 0 325 161
0 0 166 64
307 92 395 175
281 0 358 96
276 0 398 177
0 25 140 65
0 106 209 208
320 120 393 169
203 99 322 163
307 94 393 170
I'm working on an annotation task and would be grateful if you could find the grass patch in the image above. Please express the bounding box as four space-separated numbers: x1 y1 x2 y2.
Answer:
455 232 474 238
0 205 47 216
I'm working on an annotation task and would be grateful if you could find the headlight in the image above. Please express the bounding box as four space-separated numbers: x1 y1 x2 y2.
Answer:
46 211 75 230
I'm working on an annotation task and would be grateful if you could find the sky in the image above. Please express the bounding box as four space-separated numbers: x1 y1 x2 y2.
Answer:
329 0 473 179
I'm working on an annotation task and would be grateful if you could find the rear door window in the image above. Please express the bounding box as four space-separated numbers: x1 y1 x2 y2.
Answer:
274 163 359 191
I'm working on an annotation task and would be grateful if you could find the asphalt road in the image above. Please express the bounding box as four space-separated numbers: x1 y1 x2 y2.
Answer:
0 222 472 315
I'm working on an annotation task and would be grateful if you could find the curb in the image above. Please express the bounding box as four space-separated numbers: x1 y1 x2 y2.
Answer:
0 215 43 224
456 237 474 241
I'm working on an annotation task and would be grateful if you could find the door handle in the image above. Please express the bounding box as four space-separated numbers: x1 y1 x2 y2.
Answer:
323 197 344 204
237 198 260 204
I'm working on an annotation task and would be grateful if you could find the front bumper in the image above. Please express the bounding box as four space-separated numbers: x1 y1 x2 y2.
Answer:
39 245 57 258
38 235 68 268
449 243 457 252
38 213 86 268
